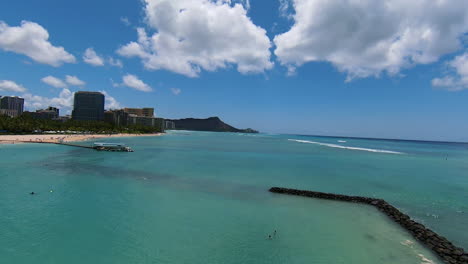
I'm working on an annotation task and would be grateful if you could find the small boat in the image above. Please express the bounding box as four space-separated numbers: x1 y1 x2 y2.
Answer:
93 143 134 152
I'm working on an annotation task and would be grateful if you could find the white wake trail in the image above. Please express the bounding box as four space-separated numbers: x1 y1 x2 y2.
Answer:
288 139 404 154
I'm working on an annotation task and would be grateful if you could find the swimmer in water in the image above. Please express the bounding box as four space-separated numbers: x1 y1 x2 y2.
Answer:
30 192 35 195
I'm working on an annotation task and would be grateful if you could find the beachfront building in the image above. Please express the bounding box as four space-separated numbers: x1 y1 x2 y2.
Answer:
127 114 164 129
46 107 59 116
165 120 176 130
72 91 105 121
0 96 24 117
25 107 60 120
123 108 154 117
104 109 129 126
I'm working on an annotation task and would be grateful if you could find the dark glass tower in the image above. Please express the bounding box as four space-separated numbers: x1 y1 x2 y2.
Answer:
71 91 105 121
0 96 24 116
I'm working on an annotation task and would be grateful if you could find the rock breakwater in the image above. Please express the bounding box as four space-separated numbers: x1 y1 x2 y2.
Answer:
269 187 467 264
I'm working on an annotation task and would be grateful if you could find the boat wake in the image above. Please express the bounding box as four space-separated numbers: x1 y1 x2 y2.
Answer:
288 139 404 154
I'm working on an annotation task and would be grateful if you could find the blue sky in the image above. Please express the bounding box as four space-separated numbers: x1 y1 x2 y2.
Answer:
1 0 468 141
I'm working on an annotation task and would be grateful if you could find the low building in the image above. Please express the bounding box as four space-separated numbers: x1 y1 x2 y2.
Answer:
104 109 129 126
46 107 59 116
25 107 60 120
127 114 164 129
165 120 176 130
123 108 154 117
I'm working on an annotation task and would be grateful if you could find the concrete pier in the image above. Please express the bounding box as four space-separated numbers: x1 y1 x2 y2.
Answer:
269 187 468 264
17 141 94 149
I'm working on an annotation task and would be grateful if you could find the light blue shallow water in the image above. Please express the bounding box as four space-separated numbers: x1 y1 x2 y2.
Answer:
1 131 467 263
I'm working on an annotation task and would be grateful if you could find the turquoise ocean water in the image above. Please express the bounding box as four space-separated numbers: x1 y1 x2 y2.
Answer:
1 131 467 264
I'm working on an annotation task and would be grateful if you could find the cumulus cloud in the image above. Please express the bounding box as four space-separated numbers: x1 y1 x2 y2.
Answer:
117 0 273 77
274 0 468 81
23 88 122 113
41 75 67 88
122 74 153 92
120 17 131 26
65 75 86 86
101 90 122 109
23 88 74 112
108 57 123 68
109 78 121 88
170 87 181 95
432 52 468 91
0 20 76 66
278 0 292 19
83 48 105 66
0 80 27 92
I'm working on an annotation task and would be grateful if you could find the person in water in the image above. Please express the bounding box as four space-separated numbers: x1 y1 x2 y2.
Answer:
30 192 35 195
274 230 277 237
268 235 272 240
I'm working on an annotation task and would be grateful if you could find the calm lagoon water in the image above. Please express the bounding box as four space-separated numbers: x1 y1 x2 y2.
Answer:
1 131 467 263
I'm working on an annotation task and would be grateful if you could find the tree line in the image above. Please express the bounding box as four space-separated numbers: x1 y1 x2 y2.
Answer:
0 115 163 134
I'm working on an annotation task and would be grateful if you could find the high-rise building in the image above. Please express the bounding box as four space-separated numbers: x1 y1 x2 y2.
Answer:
123 108 154 117
0 96 24 117
72 91 105 121
0 109 18 117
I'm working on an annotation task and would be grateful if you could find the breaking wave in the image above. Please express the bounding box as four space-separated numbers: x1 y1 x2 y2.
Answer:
288 139 404 154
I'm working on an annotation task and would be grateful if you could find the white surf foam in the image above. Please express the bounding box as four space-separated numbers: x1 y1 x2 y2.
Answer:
288 139 404 154
338 140 347 143
418 254 435 264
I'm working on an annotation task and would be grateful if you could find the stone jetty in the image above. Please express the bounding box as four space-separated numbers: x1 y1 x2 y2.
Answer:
269 187 468 264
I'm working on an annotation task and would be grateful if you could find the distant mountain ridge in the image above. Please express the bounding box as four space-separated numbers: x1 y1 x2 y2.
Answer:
167 117 258 133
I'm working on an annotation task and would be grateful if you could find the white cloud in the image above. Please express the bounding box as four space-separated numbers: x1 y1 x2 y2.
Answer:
170 87 181 95
65 75 86 86
120 17 131 26
432 52 468 91
108 57 123 68
23 88 74 112
109 78 121 88
0 80 27 92
117 0 272 77
278 0 292 19
0 20 76 66
83 48 105 66
23 89 122 113
122 74 153 92
274 0 468 81
101 90 122 109
41 75 67 88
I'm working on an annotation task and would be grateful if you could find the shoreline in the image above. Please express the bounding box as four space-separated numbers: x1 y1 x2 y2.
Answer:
0 133 163 145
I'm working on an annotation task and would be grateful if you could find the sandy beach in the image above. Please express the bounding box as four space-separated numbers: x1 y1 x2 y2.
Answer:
0 133 163 144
